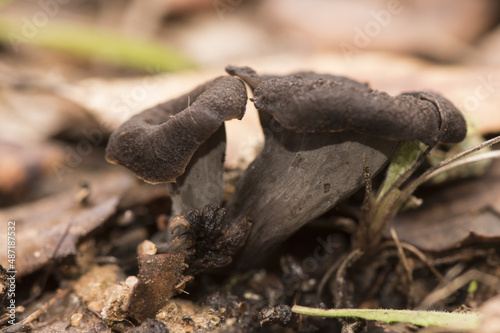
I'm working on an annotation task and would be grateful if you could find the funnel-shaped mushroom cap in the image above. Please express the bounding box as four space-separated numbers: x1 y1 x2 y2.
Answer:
252 76 466 145
106 76 247 184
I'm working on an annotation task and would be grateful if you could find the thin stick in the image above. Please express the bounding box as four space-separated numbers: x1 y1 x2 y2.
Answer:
421 150 500 184
375 241 445 281
409 135 500 192
390 228 414 305
317 254 345 299
419 269 500 310
334 249 363 308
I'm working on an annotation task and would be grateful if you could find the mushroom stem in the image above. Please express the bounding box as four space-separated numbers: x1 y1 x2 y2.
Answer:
167 126 226 217
226 124 397 267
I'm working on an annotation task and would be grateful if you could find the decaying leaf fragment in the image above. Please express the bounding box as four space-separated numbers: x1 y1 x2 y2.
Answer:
0 171 134 277
390 159 500 251
128 253 189 323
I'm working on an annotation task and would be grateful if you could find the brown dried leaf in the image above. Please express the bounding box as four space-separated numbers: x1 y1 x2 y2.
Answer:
390 160 500 251
0 171 134 277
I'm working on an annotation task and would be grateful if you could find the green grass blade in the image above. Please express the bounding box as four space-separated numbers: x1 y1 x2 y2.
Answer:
292 305 480 330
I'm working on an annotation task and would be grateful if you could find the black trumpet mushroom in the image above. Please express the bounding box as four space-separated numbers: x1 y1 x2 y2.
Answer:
225 66 466 268
106 67 467 271
106 76 252 267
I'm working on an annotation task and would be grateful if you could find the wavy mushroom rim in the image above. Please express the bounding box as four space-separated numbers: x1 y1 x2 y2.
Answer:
105 75 247 184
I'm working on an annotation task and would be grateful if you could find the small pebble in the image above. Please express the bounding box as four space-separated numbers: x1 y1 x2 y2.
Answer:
70 313 83 327
137 240 157 255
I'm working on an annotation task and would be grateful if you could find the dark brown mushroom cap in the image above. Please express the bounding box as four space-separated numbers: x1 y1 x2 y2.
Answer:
251 75 467 145
105 76 247 183
225 65 367 91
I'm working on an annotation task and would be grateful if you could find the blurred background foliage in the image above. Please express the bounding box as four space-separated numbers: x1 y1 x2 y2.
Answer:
1 0 500 75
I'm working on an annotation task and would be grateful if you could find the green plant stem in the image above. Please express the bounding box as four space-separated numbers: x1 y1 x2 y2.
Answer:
365 189 400 249
292 305 480 330
422 149 500 183
377 141 430 199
